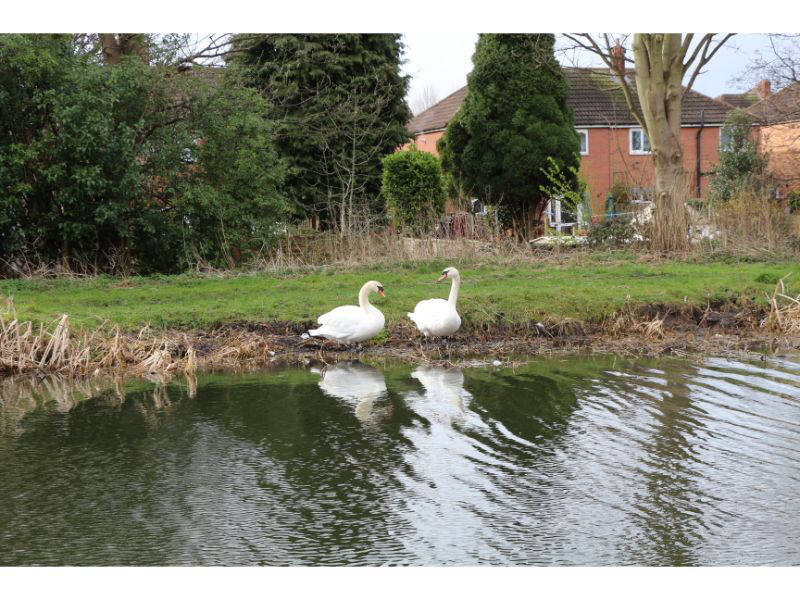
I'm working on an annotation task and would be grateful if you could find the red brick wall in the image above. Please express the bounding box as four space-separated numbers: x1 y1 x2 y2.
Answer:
575 126 723 219
403 130 444 155
756 122 800 195
410 125 723 220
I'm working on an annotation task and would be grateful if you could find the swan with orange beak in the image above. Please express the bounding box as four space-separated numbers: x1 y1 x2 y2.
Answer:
407 267 462 338
308 280 386 344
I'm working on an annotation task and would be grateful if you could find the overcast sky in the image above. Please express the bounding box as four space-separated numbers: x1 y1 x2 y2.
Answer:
401 33 775 111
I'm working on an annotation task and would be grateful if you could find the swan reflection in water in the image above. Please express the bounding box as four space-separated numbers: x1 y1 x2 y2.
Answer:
312 362 390 426
409 366 472 426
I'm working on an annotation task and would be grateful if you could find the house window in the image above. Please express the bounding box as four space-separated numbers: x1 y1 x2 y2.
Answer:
629 128 651 154
719 127 732 151
576 128 588 155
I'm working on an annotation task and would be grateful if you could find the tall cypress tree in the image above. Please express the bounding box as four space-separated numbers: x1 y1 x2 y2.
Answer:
438 34 580 234
232 34 411 228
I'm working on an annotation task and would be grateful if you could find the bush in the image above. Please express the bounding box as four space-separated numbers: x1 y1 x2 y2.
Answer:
709 110 771 204
786 190 800 214
0 34 288 275
587 217 636 248
709 187 791 254
381 145 446 234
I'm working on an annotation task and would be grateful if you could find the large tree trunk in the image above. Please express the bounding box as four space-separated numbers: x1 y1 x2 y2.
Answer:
100 34 150 66
633 34 689 252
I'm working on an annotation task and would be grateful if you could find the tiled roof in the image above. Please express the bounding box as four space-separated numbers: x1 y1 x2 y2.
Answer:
407 87 468 134
746 82 800 125
408 67 734 133
716 90 761 109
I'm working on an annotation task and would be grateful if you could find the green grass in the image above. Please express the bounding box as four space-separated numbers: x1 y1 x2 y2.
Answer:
1 256 798 332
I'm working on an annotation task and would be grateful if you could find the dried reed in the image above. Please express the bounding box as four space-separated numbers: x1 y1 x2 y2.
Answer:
761 274 800 335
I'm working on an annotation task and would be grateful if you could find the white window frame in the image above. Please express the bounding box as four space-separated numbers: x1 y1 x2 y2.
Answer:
719 127 732 150
576 128 589 155
629 128 652 155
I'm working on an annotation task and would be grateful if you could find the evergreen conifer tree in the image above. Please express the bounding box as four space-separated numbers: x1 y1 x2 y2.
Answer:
233 34 411 229
438 34 580 235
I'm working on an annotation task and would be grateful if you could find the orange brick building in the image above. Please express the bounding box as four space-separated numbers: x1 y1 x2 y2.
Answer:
407 68 737 220
746 82 800 196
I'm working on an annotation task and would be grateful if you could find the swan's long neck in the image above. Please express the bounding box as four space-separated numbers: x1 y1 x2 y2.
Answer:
447 275 461 307
358 283 373 312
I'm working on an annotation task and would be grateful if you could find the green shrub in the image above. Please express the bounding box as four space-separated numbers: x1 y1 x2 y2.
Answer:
786 190 800 214
587 217 636 248
381 145 446 234
709 109 771 204
0 34 288 274
539 156 588 213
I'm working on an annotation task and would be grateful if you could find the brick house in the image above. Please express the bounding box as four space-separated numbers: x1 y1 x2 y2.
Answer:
716 79 773 110
407 67 736 221
746 81 800 196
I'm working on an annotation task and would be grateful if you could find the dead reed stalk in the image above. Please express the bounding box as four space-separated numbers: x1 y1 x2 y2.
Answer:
0 295 216 378
761 274 800 335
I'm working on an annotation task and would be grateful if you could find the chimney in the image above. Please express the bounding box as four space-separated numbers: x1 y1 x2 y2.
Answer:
610 39 626 74
758 79 772 99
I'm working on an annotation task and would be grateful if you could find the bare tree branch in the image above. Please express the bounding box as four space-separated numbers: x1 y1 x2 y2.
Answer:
683 33 735 98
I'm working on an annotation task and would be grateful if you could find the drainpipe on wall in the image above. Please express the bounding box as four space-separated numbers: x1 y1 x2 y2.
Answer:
695 110 705 198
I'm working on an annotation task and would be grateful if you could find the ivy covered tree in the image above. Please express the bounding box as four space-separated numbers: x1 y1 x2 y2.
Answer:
709 109 771 204
437 34 580 237
231 34 412 231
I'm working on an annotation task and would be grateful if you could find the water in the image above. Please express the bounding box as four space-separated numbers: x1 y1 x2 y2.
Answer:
1 355 799 566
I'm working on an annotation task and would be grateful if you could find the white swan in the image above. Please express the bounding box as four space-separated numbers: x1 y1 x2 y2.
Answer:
312 362 388 426
411 366 469 416
308 280 385 344
407 266 462 337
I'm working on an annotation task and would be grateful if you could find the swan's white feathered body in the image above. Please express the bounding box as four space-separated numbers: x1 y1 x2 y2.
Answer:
317 362 387 403
407 267 462 337
313 362 388 425
308 280 385 343
408 298 461 337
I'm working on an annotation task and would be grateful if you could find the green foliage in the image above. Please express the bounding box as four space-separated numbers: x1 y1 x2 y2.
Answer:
755 272 781 284
587 218 637 248
709 110 771 204
172 83 288 268
786 190 800 214
438 34 581 229
381 146 446 234
231 34 411 225
539 156 588 211
0 34 287 274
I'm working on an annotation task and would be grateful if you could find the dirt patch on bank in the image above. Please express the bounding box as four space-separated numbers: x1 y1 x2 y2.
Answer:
3 298 800 378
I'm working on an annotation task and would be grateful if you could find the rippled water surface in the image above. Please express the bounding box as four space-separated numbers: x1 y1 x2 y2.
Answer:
2 355 800 565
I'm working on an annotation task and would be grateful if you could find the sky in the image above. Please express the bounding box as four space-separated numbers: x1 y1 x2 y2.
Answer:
401 33 776 112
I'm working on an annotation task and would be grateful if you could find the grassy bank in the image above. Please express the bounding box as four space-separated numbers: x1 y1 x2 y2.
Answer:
2 252 799 332
3 251 800 376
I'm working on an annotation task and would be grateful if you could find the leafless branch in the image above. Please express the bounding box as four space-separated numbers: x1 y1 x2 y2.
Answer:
683 33 735 98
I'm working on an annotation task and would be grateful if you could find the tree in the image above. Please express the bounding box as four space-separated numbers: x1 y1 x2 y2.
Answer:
709 110 771 204
173 82 288 269
231 34 412 230
411 82 440 115
0 34 287 274
437 34 581 237
381 145 446 234
563 33 734 251
744 34 800 88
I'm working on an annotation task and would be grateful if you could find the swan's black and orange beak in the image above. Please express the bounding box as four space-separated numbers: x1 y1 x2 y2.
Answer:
436 270 449 282
377 285 385 298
